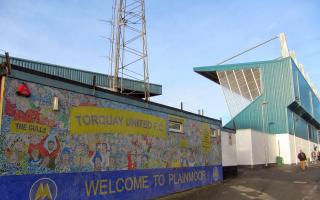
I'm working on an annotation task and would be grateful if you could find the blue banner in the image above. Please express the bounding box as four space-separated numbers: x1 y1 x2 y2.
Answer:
0 165 222 200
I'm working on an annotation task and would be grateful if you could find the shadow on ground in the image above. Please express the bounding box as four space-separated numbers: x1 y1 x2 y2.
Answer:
158 164 320 200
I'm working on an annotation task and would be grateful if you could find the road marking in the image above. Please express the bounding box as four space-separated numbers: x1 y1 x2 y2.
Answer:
293 181 307 184
302 185 318 200
229 185 276 200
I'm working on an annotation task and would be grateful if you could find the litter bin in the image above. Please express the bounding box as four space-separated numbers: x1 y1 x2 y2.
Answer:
276 156 283 166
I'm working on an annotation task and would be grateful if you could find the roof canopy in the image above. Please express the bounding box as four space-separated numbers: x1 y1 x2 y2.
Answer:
0 55 162 98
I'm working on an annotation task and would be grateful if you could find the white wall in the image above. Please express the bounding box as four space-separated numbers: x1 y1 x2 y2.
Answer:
235 129 320 166
294 137 319 161
268 133 278 164
251 129 268 165
236 129 253 165
288 134 297 164
279 134 320 164
250 130 278 165
236 129 276 165
221 131 237 166
274 134 292 164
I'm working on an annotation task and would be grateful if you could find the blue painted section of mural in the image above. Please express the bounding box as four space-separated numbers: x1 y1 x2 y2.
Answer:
0 165 222 200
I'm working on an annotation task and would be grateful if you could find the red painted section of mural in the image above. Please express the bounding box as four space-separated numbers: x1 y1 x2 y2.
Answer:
5 97 56 127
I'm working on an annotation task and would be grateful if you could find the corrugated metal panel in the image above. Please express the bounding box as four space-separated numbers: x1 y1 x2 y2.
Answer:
196 57 320 141
292 62 320 122
225 58 294 134
0 55 162 96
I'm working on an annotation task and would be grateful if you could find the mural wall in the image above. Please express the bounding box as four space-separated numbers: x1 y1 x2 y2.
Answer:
0 78 221 176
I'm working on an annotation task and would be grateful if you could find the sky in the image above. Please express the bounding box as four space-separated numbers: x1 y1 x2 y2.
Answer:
0 0 320 124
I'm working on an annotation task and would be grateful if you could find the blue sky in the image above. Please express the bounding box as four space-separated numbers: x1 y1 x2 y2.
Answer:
0 0 320 124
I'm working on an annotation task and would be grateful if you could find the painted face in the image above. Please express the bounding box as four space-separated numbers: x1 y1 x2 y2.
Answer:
30 135 40 144
101 144 108 153
48 141 55 151
14 139 24 152
9 152 18 164
75 144 84 155
95 157 102 170
62 153 70 163
31 149 40 160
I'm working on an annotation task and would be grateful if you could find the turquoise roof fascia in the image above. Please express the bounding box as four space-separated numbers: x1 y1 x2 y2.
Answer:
193 57 288 73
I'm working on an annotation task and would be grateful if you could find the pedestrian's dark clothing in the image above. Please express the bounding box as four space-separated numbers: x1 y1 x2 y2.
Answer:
298 152 307 162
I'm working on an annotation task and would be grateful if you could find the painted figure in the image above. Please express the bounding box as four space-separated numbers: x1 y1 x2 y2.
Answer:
127 151 136 170
91 151 104 171
11 136 26 162
188 150 196 167
99 143 111 170
56 147 72 172
29 147 42 167
28 134 61 170
73 143 90 171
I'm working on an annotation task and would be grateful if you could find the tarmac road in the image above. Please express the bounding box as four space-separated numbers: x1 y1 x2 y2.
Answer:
158 164 320 200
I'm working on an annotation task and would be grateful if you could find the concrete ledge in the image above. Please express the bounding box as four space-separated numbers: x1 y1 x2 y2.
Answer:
237 163 277 169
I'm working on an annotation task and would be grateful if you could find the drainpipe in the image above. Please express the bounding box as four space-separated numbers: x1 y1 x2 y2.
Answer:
262 101 269 167
292 113 298 165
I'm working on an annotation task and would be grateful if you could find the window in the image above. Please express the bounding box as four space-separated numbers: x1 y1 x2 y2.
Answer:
308 125 313 140
211 128 217 138
295 72 300 101
210 127 220 138
169 121 183 133
168 115 184 133
309 91 314 117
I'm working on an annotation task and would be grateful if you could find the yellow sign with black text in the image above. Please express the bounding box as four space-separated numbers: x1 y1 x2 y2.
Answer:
10 121 50 135
70 107 167 139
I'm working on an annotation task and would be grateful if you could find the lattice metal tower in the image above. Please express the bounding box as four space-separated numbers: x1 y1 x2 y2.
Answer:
108 0 150 101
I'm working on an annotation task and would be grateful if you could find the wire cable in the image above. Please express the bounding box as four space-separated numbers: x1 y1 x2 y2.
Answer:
216 36 279 65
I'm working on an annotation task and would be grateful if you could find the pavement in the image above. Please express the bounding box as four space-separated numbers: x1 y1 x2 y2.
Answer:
158 164 320 200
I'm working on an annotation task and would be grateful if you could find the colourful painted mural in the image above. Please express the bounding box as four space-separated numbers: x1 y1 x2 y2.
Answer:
0 78 221 175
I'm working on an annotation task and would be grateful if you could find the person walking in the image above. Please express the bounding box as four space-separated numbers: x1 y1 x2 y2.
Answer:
297 150 307 171
311 149 317 164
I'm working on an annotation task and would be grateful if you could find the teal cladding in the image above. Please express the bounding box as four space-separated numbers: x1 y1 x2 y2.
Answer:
288 62 320 142
224 58 294 134
288 109 318 142
195 57 320 143
292 62 320 122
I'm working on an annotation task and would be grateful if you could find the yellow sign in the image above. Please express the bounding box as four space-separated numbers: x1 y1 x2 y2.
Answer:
201 123 211 152
35 183 53 200
70 107 167 139
10 121 50 135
